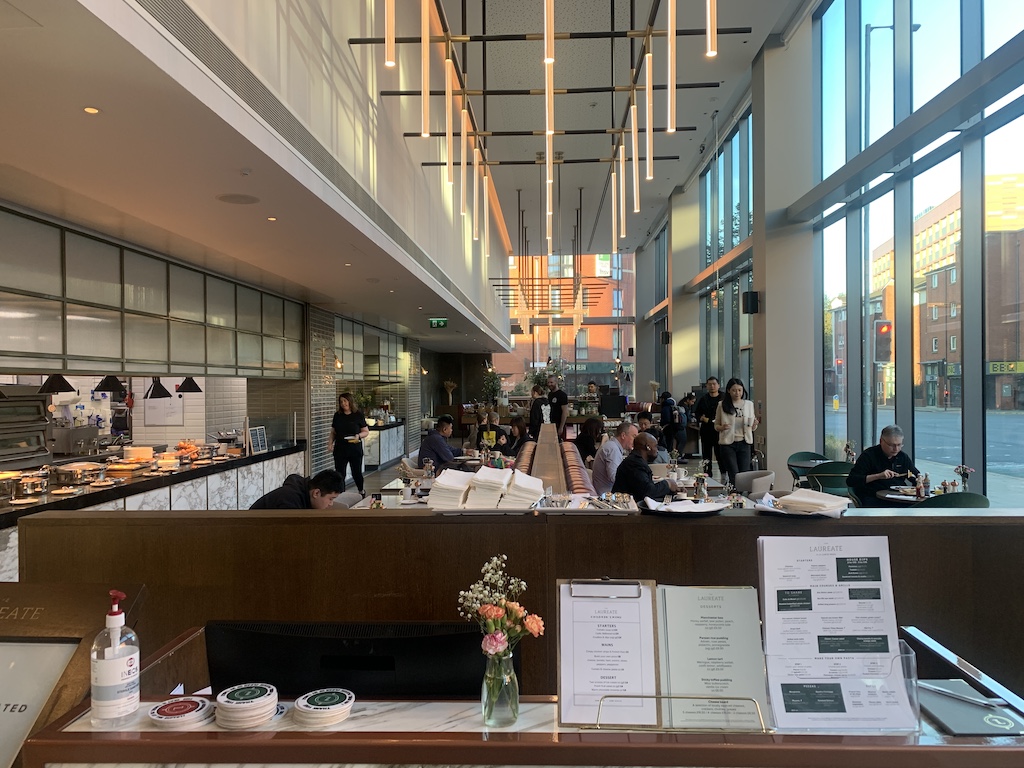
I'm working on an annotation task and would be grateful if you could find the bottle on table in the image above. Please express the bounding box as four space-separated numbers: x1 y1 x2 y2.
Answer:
90 589 140 728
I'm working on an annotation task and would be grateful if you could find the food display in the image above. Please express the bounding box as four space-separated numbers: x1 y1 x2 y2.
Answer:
175 440 200 463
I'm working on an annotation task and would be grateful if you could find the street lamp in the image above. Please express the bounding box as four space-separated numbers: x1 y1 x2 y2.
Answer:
863 22 922 149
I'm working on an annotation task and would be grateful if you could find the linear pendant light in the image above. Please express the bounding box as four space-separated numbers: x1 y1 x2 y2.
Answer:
483 170 490 258
473 145 480 240
420 0 430 137
445 56 453 184
706 0 718 57
544 0 555 64
618 144 626 237
545 62 554 135
546 132 553 186
384 0 396 67
666 0 676 131
630 102 640 212
460 108 468 215
645 49 654 180
611 169 618 249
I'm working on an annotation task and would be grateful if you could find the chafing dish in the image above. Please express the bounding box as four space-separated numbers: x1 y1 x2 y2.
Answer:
16 471 49 497
51 461 107 486
0 470 19 500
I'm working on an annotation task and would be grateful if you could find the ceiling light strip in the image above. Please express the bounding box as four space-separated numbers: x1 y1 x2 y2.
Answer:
546 132 553 186
445 57 454 184
619 144 626 237
630 102 640 212
385 0 396 67
544 0 555 64
460 108 468 214
484 170 490 258
420 0 430 137
611 169 618 250
645 49 654 180
545 62 554 135
473 145 480 240
706 0 718 57
666 0 676 132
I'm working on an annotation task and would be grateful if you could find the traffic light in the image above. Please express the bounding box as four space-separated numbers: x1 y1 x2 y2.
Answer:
835 358 844 375
874 319 893 362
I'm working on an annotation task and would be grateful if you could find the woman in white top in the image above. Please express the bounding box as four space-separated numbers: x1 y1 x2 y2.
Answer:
714 378 760 486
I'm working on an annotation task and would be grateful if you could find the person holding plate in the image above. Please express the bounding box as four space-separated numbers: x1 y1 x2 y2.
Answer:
329 392 370 497
714 378 759 486
847 425 920 507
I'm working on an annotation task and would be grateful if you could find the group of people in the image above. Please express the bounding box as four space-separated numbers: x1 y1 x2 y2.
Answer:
693 376 760 486
587 421 679 502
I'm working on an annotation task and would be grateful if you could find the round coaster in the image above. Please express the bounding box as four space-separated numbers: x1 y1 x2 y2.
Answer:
294 688 355 712
216 682 277 707
148 697 215 729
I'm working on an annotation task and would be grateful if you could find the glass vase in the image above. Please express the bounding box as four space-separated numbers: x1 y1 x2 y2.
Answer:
481 652 519 727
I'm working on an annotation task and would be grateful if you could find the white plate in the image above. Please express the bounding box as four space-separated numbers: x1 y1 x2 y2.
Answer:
51 487 82 496
9 498 38 505
90 479 117 487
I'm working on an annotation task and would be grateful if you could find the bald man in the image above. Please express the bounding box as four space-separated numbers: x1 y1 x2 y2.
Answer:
612 432 679 503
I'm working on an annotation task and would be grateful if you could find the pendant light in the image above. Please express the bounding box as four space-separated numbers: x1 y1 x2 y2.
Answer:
706 0 718 58
94 375 126 394
631 101 640 212
38 374 76 394
461 108 468 215
445 54 454 185
420 0 430 137
619 144 626 237
177 377 203 394
384 0 396 67
645 47 654 181
144 377 172 399
667 0 676 132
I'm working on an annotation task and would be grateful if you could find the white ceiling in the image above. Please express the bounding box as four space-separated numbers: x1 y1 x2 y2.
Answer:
0 0 801 354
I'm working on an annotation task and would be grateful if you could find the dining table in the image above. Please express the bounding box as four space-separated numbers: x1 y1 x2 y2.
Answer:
649 464 725 492
876 486 933 504
789 459 830 469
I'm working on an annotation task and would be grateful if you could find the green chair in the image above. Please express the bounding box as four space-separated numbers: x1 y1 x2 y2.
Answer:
787 451 829 489
911 492 990 509
805 461 855 496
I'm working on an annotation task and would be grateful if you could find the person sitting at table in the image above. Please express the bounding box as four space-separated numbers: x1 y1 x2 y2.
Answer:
502 416 529 457
574 417 604 463
636 411 671 464
478 410 508 452
250 470 346 510
847 424 921 507
419 415 464 470
612 433 679 504
592 421 639 495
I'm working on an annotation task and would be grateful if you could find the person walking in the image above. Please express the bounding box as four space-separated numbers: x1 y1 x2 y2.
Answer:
694 377 724 476
329 392 370 497
714 378 759 486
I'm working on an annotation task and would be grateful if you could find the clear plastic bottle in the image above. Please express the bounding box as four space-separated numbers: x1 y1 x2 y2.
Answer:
90 590 140 728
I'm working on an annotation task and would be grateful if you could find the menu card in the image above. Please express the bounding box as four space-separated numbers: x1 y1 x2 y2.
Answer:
758 536 917 731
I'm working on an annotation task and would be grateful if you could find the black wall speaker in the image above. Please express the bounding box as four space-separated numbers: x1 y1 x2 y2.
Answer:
660 331 672 345
627 347 634 357
741 290 760 314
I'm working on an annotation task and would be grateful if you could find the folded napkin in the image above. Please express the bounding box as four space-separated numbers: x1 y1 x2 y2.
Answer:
755 489 847 518
644 497 726 514
497 470 546 508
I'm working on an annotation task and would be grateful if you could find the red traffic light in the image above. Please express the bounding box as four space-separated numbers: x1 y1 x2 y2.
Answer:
877 322 892 335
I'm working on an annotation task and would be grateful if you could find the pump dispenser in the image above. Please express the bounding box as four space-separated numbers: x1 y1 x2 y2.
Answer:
90 589 140 728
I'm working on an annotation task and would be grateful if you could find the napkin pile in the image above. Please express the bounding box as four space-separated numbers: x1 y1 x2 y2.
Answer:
756 488 848 518
643 497 724 513
428 468 474 510
498 470 546 508
466 466 514 508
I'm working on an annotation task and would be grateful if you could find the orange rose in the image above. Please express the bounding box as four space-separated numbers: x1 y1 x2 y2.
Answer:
479 604 505 621
524 614 545 637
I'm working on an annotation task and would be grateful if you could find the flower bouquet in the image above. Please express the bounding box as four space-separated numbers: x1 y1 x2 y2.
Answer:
458 555 544 726
953 464 974 491
443 378 458 406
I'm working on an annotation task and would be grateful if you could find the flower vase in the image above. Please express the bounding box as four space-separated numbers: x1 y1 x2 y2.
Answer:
960 479 968 493
481 652 519 727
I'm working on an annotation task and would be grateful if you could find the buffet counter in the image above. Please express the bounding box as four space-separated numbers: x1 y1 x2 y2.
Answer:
0 443 306 526
363 419 404 470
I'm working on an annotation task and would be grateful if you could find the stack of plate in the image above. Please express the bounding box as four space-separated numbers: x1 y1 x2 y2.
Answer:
215 683 278 729
148 696 215 730
291 688 356 729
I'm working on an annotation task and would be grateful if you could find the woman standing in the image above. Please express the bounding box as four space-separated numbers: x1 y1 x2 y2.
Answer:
329 392 370 496
714 378 759 486
694 377 724 475
528 384 546 440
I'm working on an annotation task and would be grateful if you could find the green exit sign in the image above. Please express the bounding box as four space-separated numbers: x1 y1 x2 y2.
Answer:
429 317 448 329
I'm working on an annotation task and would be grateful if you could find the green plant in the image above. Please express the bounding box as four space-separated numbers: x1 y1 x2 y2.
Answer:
354 391 375 413
480 369 502 403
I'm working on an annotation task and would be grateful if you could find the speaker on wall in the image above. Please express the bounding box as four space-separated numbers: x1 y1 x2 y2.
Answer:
627 347 634 357
741 290 760 314
660 331 672 345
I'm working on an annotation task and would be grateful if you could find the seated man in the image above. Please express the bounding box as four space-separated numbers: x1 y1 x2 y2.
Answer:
612 433 679 503
636 411 671 463
846 424 921 507
592 421 639 495
419 414 464 469
250 469 345 509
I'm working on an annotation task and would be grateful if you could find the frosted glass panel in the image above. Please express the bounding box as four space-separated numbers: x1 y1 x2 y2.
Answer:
0 210 62 296
169 265 205 321
66 233 120 307
0 291 63 354
237 332 262 367
170 321 206 364
125 313 167 361
237 287 261 332
285 301 303 339
124 251 167 314
66 304 121 359
285 340 302 372
206 277 235 327
262 295 283 336
0 356 61 371
207 327 235 366
262 336 284 370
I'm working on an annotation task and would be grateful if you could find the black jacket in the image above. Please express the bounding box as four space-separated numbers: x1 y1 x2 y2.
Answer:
250 474 313 509
612 452 675 503
847 444 920 506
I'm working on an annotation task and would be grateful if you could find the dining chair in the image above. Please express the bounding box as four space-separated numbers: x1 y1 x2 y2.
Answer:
735 470 775 497
911 491 990 509
805 461 855 496
787 451 829 489
400 457 426 478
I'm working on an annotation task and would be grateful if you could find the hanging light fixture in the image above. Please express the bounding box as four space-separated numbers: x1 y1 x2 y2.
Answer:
460 108 468 215
546 131 553 186
94 375 126 394
611 168 618 249
630 101 640 212
38 374 76 395
645 45 654 180
144 377 172 399
384 0 396 67
545 63 554 136
483 170 490 258
177 376 203 394
473 144 481 240
445 54 454 185
544 0 555 64
618 144 626 238
706 0 718 58
667 0 676 131
420 0 430 137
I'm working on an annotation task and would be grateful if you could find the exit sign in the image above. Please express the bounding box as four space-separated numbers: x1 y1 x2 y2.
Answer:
429 317 448 329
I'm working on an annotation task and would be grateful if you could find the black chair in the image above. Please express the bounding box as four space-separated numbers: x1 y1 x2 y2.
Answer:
805 461 855 497
911 491 990 509
787 451 829 489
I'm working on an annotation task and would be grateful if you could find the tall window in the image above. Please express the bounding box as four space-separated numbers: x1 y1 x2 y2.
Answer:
613 289 623 317
653 226 668 304
612 328 622 362
547 254 561 278
549 329 561 361
575 329 589 360
611 253 622 280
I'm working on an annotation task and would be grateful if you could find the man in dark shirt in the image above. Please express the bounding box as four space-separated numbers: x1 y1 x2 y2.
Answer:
612 433 679 503
419 415 464 469
250 470 345 509
546 375 569 439
847 425 921 507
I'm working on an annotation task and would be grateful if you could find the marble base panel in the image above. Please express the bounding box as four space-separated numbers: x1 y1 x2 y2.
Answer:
236 462 265 509
124 487 171 511
263 455 288 494
170 476 207 511
81 499 127 512
207 469 238 510
284 450 305 477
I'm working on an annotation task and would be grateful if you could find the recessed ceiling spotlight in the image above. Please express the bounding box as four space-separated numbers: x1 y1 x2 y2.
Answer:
83 107 100 114
344 262 352 267
266 216 277 221
389 289 394 293
216 193 260 205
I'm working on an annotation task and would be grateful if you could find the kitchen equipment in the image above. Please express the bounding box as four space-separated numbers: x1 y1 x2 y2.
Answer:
17 472 49 497
0 385 52 471
0 470 19 500
51 461 107 485
52 425 99 456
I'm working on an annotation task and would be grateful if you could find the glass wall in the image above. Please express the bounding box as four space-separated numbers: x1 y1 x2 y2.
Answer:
821 0 847 178
823 219 848 457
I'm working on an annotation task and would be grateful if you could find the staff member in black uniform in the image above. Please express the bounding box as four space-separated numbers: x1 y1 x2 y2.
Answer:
329 392 370 497
694 377 724 476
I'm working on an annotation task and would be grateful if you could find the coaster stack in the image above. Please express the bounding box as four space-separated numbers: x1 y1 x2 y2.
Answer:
148 696 215 730
291 688 356 729
215 683 279 729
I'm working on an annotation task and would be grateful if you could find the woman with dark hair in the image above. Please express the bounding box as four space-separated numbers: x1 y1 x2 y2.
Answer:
528 384 546 439
574 417 604 462
714 378 759 486
503 416 529 456
328 392 370 496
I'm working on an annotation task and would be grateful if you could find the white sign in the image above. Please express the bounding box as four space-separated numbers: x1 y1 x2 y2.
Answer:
0 640 78 768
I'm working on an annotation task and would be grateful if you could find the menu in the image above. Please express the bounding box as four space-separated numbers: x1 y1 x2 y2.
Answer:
758 536 917 731
557 580 660 727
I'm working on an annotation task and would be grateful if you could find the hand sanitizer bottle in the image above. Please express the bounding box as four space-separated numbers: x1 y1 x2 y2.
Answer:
90 590 140 728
